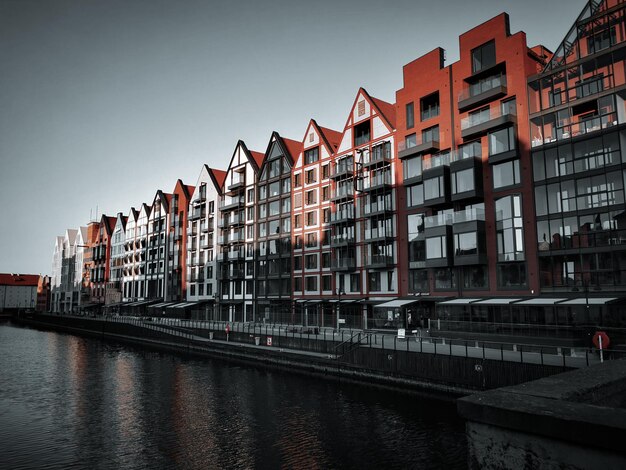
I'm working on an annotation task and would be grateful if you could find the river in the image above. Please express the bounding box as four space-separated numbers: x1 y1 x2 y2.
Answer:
0 323 467 469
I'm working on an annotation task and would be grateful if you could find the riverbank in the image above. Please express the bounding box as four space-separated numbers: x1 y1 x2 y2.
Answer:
14 313 574 398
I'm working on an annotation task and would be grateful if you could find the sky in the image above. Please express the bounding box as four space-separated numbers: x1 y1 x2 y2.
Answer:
0 0 586 275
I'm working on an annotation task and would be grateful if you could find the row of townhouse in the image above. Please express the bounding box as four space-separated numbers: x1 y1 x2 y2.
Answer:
51 1 626 343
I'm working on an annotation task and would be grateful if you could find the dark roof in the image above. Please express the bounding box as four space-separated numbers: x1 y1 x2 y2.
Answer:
0 273 40 286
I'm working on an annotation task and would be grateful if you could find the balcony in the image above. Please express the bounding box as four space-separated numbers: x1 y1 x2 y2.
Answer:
331 258 356 272
330 161 354 180
331 185 355 202
200 238 214 249
329 207 355 225
531 112 620 148
422 152 450 172
398 133 442 159
358 173 393 192
461 107 516 139
364 228 394 241
228 213 245 226
424 213 453 229
190 206 206 221
453 207 485 224
220 197 245 211
458 74 507 112
363 202 393 217
361 144 392 169
364 255 394 269
226 177 245 195
331 233 356 246
228 250 244 260
449 142 482 163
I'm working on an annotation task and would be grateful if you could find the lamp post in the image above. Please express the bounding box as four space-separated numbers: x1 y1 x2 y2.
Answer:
336 287 345 334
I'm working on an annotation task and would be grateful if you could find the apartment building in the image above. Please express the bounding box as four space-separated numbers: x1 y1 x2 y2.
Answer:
165 180 194 303
145 191 171 302
91 215 116 306
218 141 265 322
292 119 341 327
186 165 225 318
107 213 127 306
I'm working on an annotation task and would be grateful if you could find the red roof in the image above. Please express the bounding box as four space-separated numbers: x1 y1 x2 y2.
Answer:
371 96 397 129
0 273 40 286
209 168 227 189
318 124 342 150
282 137 303 161
185 185 195 197
249 150 265 168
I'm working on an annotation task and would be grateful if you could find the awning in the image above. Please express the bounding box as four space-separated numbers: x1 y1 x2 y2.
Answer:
473 298 522 305
375 299 419 308
172 302 200 309
515 298 567 306
150 301 178 309
558 297 618 305
437 298 481 305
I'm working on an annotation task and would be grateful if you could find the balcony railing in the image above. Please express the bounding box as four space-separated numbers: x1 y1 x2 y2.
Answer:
449 142 482 163
531 112 619 148
422 152 450 171
424 213 454 228
364 228 394 239
364 255 394 268
330 161 354 179
363 202 394 215
220 197 245 211
331 186 355 201
331 233 356 245
331 258 356 270
453 207 485 224
361 144 392 167
398 132 443 158
330 207 355 224
359 173 392 192
461 107 516 138
458 74 507 111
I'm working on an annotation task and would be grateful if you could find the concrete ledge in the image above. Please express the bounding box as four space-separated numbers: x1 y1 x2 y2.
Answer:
458 360 626 468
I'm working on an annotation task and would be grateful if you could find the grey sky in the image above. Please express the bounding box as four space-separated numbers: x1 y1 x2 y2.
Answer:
0 0 585 275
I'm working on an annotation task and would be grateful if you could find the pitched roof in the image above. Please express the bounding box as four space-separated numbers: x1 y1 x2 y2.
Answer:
249 150 265 168
318 124 342 150
370 95 396 129
184 185 195 197
208 167 227 190
0 273 40 286
282 136 303 161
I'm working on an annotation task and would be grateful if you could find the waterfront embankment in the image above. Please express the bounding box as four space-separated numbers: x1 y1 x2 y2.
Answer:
14 313 580 397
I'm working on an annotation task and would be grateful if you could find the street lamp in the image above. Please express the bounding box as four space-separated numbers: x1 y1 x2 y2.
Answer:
336 287 345 333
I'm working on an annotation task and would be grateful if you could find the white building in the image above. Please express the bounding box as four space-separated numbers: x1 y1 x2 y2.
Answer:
0 274 39 311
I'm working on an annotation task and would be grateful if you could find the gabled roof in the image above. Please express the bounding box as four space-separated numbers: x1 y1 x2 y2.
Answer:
317 122 342 151
127 207 139 222
369 93 396 129
139 203 151 217
65 228 78 246
99 215 117 234
228 140 265 173
261 132 302 171
208 167 227 194
152 190 171 212
543 0 607 72
282 136 303 162
249 150 265 168
0 273 40 286
115 212 128 231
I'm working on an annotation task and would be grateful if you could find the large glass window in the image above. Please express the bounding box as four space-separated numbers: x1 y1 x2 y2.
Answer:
454 232 477 256
495 195 524 262
420 92 440 121
451 168 475 194
426 235 447 259
472 40 496 73
403 156 422 181
424 176 444 200
489 126 516 156
304 147 319 164
422 125 440 143
407 184 424 207
497 263 526 288
493 159 520 189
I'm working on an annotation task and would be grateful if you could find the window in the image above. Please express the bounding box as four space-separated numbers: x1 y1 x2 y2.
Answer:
468 106 490 127
368 272 381 292
305 276 317 291
422 125 439 143
354 120 370 146
493 159 520 189
306 169 316 184
407 184 424 207
489 127 516 156
322 275 332 291
454 232 478 256
305 254 317 269
322 164 329 179
294 277 302 292
403 156 422 181
281 197 290 214
294 214 302 229
258 185 267 200
495 195 524 262
406 102 415 129
294 256 302 270
306 190 317 205
587 27 616 54
405 133 417 149
304 147 319 164
420 92 440 121
322 229 331 246
424 176 444 201
321 252 331 268
305 232 317 248
472 40 496 73
282 217 291 233
451 168 475 194
426 236 447 259
497 263 526 288
294 173 302 188
323 208 331 223
350 273 360 292
294 193 302 208
306 211 317 226
322 186 330 201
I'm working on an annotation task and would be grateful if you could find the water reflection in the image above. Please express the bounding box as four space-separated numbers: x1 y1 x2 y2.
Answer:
0 324 466 469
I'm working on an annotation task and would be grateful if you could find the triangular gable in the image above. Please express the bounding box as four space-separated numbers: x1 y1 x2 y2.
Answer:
113 212 127 232
296 119 340 167
65 229 78 246
126 207 139 224
208 167 227 194
336 88 396 153
260 132 301 176
543 0 610 72
225 140 265 175
99 215 117 235
152 191 171 214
